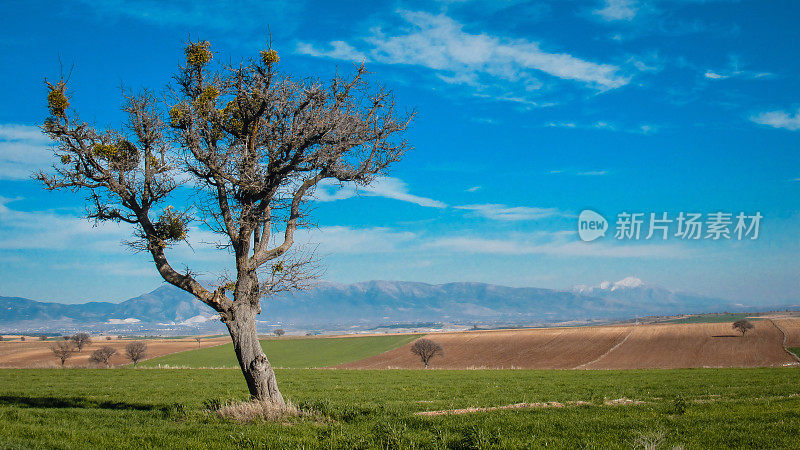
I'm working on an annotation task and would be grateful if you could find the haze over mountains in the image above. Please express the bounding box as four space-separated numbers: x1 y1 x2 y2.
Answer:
0 277 794 334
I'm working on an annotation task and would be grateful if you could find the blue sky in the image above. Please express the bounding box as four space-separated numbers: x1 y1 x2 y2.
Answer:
0 0 798 304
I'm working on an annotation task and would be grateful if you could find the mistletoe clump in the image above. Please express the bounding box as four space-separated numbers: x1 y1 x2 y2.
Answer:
221 100 245 135
47 83 69 118
185 41 212 67
194 86 220 119
92 140 140 171
169 103 191 129
92 143 117 159
260 49 280 65
153 208 188 245
196 85 220 105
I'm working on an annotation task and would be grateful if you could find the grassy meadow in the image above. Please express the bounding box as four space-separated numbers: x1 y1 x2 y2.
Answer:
140 334 421 369
0 367 798 448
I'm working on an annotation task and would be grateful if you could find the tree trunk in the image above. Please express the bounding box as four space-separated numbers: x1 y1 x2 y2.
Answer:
225 303 284 404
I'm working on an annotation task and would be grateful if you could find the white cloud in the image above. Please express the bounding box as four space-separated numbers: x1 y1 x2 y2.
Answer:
750 107 800 131
455 204 560 221
296 11 630 91
314 177 447 208
295 40 366 61
593 0 638 21
704 71 727 80
465 186 481 192
0 197 131 251
0 124 54 180
545 120 657 134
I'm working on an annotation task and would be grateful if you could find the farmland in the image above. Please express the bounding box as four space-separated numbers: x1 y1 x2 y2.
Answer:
0 367 798 448
339 321 799 370
0 336 231 368
0 322 799 448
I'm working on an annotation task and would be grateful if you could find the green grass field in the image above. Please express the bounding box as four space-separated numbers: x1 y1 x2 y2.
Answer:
660 313 764 324
0 367 798 448
141 334 421 368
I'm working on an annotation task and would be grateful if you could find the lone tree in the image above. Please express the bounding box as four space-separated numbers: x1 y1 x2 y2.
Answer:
410 338 443 369
125 341 147 366
89 346 117 367
733 319 755 336
39 335 48 341
70 333 91 352
51 341 75 366
37 40 411 403
273 329 285 337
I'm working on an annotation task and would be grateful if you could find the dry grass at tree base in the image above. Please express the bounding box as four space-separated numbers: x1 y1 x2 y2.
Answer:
215 399 319 423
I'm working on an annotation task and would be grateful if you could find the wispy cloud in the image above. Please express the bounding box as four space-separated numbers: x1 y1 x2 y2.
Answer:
0 124 54 180
549 168 611 176
455 204 560 221
314 177 447 208
465 186 482 192
750 107 800 131
545 120 657 134
296 10 631 93
0 196 131 251
593 0 639 22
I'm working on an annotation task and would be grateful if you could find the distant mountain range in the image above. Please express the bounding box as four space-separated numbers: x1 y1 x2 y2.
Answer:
0 277 795 333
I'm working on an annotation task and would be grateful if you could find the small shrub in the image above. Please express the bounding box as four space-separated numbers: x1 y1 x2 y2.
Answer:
39 335 48 341
89 346 117 367
71 333 91 352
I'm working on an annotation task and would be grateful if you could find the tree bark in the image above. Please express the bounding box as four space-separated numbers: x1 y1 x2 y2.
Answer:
224 303 284 404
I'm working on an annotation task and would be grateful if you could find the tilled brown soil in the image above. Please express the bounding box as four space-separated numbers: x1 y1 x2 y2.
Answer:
335 321 799 370
0 337 231 368
334 326 632 369
772 318 800 347
582 321 795 369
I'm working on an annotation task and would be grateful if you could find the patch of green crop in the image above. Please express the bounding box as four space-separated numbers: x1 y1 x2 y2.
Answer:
661 313 764 324
141 334 421 368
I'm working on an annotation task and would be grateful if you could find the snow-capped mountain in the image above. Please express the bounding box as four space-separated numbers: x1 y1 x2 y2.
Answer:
1 278 790 333
571 276 735 315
